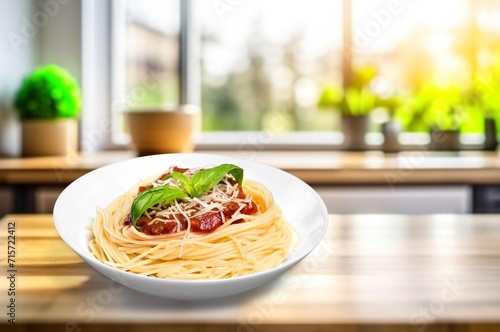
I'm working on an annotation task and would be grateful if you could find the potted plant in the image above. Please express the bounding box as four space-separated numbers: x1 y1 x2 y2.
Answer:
423 85 466 151
14 65 81 157
318 66 378 150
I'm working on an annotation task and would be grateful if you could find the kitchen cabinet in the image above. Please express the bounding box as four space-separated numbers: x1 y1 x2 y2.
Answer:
315 185 471 214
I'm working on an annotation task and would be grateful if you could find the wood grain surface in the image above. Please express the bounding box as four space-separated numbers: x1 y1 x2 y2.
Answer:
1 214 500 332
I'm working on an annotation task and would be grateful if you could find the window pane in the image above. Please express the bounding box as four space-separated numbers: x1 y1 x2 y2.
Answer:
352 0 500 134
113 0 180 143
194 0 343 132
125 0 180 106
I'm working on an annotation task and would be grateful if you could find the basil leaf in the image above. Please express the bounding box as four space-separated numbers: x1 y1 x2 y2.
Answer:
163 172 194 196
191 164 243 197
131 185 187 228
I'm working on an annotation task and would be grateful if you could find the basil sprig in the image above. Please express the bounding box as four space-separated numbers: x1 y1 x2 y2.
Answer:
166 163 243 198
130 164 243 228
131 186 187 227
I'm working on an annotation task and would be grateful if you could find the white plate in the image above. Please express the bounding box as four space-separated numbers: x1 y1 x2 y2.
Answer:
53 153 329 300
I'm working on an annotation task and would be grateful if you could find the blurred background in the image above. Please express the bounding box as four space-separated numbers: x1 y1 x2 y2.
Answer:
2 0 500 152
3 2 500 327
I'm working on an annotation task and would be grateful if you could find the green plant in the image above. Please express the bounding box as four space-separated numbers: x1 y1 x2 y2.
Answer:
376 94 406 120
14 65 81 120
396 94 427 132
424 85 468 131
318 66 379 116
471 76 500 118
398 85 468 132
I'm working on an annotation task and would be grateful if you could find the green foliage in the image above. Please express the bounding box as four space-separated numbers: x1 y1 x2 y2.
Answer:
423 85 466 131
397 85 470 132
376 94 406 119
14 65 81 120
350 66 378 90
318 66 379 116
457 77 500 134
342 87 377 116
317 85 342 110
470 76 500 118
202 81 242 130
461 60 500 133
398 61 500 133
396 89 427 132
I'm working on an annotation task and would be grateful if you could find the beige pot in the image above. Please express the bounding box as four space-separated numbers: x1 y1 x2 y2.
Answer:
22 119 78 157
342 115 369 151
126 105 201 155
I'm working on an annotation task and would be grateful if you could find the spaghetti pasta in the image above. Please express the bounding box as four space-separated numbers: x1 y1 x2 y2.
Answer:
89 166 296 280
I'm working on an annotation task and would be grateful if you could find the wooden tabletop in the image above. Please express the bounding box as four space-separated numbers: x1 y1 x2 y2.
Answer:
1 214 499 331
1 150 500 185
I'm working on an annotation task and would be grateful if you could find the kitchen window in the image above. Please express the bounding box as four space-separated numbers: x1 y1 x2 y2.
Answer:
83 0 500 150
107 0 344 149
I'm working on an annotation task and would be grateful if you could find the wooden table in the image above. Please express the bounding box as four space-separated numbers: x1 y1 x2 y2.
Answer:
1 214 499 331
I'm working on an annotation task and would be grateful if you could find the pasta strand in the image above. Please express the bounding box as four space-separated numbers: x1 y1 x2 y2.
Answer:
89 179 296 280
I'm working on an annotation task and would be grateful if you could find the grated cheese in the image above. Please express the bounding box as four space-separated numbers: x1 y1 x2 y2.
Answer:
143 167 253 232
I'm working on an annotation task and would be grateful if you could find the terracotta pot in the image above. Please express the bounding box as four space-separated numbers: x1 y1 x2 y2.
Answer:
430 129 460 151
22 119 78 157
341 115 369 151
126 105 201 155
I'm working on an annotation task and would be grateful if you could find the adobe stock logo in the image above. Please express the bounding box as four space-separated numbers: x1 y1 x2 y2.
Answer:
212 0 244 21
353 0 403 51
7 0 72 54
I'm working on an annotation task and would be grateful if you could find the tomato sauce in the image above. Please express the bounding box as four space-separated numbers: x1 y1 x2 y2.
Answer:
124 168 258 236
127 199 257 236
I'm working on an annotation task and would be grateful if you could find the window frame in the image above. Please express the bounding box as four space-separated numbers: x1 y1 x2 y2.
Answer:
81 0 116 151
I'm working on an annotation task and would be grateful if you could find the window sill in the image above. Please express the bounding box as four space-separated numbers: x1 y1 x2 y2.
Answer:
195 132 486 151
196 131 344 151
